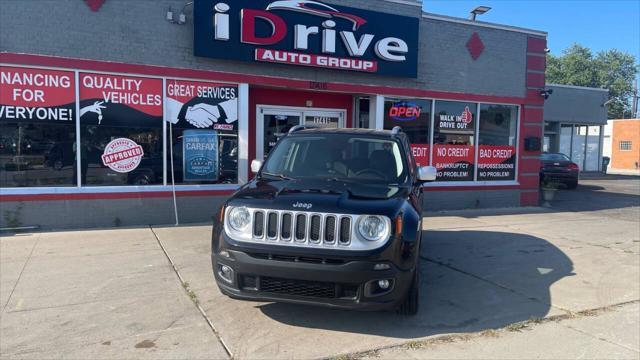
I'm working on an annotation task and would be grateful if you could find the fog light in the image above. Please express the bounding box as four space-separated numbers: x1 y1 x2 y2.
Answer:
374 263 390 271
218 264 234 283
378 279 390 290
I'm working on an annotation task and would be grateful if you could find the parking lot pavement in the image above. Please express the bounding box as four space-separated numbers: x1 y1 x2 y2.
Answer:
1 176 638 359
0 229 228 359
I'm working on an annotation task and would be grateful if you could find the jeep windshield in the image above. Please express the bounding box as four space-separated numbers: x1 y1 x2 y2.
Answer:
261 134 409 185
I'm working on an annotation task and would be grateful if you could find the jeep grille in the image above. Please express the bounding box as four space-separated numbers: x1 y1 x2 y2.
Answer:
224 207 391 251
254 210 352 246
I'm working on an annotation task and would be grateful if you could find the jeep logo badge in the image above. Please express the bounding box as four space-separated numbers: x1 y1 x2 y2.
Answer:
293 202 313 210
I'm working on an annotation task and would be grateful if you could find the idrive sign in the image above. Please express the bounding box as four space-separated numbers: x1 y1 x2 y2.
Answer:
194 0 420 77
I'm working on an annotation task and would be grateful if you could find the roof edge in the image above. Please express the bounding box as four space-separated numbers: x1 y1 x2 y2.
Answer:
422 12 547 37
547 83 610 92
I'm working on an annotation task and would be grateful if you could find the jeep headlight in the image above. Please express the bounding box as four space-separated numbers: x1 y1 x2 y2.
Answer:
357 215 390 242
228 206 251 232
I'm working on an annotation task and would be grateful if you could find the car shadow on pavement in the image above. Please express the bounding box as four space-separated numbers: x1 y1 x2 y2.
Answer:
258 230 573 338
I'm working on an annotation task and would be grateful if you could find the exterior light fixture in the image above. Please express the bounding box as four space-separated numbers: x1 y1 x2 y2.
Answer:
469 6 491 21
540 89 554 100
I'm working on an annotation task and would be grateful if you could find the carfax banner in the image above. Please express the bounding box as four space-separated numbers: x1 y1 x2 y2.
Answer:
183 130 219 182
0 66 75 124
79 73 163 127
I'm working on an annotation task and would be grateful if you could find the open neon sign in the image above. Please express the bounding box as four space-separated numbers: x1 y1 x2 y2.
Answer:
389 101 422 121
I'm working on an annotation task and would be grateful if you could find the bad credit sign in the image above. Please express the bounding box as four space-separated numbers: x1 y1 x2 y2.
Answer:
194 0 419 77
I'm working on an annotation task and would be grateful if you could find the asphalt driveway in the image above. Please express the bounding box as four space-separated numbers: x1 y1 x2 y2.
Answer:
1 175 638 359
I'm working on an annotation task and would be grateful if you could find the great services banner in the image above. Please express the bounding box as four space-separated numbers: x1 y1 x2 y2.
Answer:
166 79 238 132
79 73 163 127
432 144 475 182
0 66 75 124
478 145 516 181
183 130 219 181
193 0 419 77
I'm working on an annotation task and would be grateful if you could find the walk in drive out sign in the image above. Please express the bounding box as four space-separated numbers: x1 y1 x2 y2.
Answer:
183 130 219 181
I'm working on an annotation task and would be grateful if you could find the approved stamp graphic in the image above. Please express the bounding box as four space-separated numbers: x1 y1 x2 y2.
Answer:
101 138 144 173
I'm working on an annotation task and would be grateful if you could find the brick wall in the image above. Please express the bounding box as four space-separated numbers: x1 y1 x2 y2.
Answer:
611 120 640 170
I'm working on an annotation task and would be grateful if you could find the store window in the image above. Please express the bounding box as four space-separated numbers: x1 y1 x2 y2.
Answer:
478 104 518 181
79 73 164 186
383 98 432 166
432 101 476 181
585 126 601 171
619 141 632 151
1 66 77 187
166 80 239 185
0 123 77 187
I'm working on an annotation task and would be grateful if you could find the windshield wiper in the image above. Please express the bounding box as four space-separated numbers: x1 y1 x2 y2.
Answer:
261 172 293 180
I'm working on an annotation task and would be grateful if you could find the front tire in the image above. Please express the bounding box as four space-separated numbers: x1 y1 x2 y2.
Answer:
397 263 420 316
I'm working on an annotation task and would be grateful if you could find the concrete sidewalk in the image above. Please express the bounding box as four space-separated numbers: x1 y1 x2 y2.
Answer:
0 229 228 359
1 177 639 359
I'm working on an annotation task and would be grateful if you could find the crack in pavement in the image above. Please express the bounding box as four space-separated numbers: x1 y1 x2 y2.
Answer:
2 233 41 312
149 226 234 359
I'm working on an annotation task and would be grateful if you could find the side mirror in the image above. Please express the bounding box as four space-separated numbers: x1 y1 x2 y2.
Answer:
251 159 263 174
417 166 437 182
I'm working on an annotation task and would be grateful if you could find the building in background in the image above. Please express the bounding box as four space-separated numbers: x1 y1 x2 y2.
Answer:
603 119 640 175
543 84 609 172
0 0 608 229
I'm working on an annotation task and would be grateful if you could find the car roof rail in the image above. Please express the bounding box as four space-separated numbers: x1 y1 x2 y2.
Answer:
288 124 322 134
391 126 403 136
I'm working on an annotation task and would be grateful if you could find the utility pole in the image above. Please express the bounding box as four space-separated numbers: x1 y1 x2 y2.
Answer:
632 79 638 118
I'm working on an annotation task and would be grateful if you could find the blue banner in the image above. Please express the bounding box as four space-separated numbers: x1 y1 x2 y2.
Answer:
183 130 219 182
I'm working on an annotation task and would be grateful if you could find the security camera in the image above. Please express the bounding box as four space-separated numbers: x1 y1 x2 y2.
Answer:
544 48 551 53
540 89 553 100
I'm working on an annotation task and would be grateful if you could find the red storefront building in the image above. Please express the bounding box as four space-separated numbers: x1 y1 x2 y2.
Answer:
0 0 549 229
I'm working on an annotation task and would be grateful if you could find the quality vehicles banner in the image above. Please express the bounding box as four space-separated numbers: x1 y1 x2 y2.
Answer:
79 73 163 128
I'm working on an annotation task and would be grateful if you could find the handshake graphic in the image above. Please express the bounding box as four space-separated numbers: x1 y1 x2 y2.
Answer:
167 98 238 129
185 103 224 129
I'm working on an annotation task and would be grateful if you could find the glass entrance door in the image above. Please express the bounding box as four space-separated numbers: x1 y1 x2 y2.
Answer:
257 106 345 160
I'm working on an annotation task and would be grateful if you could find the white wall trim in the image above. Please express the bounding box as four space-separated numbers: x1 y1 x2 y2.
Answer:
0 184 241 195
546 83 609 92
372 95 385 130
238 83 249 184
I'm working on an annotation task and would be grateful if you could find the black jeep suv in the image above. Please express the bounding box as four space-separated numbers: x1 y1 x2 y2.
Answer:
212 126 436 315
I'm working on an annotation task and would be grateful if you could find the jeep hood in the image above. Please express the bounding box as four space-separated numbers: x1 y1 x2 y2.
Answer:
228 179 409 214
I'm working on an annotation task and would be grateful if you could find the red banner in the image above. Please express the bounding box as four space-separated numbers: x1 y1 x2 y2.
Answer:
0 66 75 123
410 144 430 167
79 73 162 127
432 144 475 181
80 73 162 117
477 145 516 181
255 48 378 73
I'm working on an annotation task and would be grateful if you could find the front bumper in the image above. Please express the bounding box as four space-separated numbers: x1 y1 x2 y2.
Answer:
541 171 579 182
212 248 414 311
